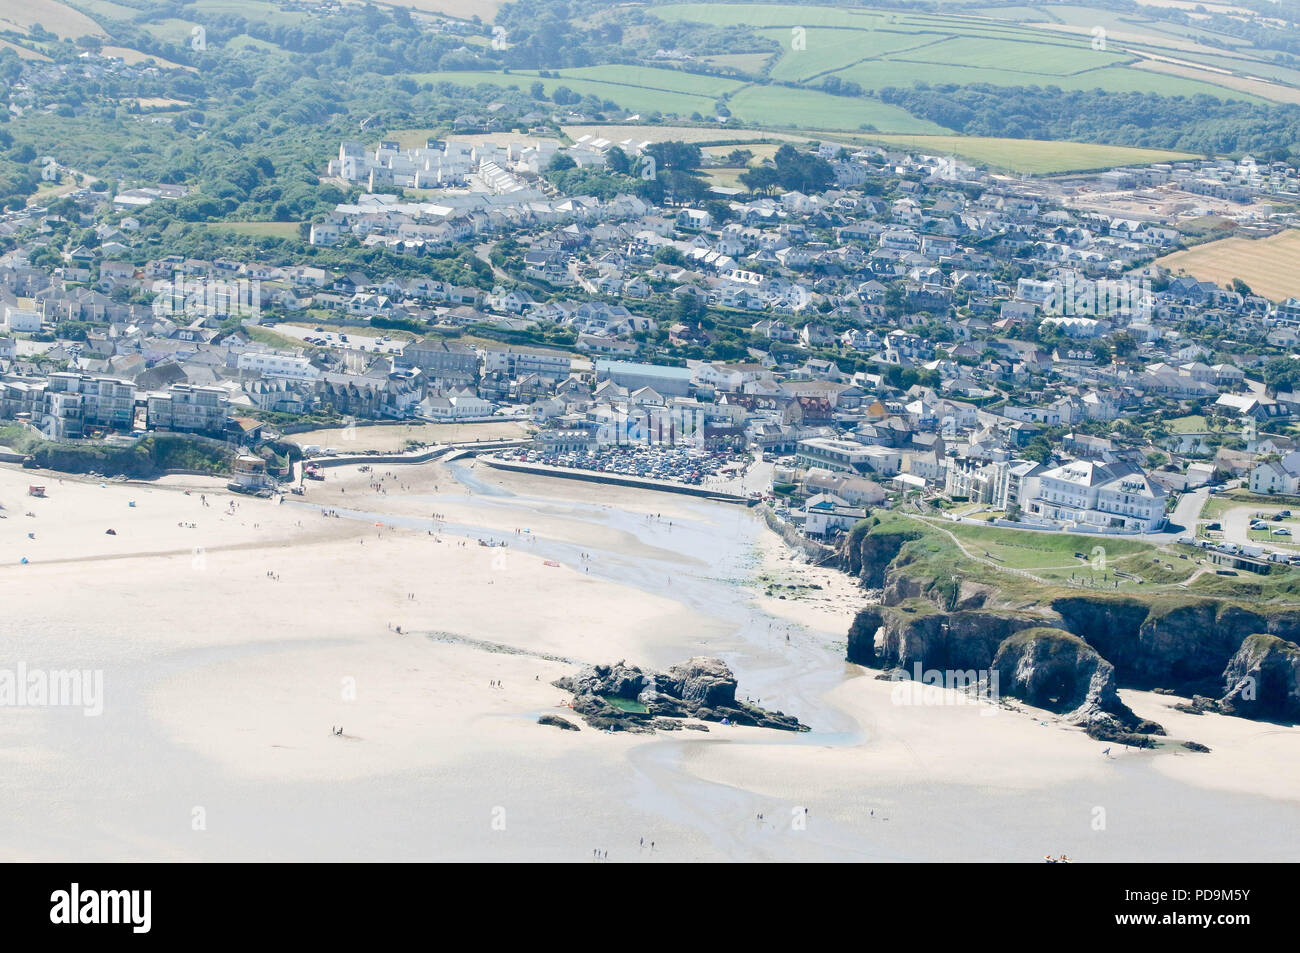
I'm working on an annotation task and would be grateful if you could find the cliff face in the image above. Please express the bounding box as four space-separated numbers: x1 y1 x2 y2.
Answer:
866 607 1045 672
842 522 1300 729
991 627 1153 738
1052 597 1258 692
839 527 918 589
1218 634 1300 721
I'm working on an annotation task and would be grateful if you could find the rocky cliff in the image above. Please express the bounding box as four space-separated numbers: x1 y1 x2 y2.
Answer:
1217 634 1300 721
841 520 1300 729
991 627 1160 741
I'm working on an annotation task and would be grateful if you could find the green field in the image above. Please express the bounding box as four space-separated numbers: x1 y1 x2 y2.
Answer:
725 85 950 133
399 1 1297 143
205 221 302 239
555 65 745 99
651 1 1284 104
422 68 952 132
188 0 306 24
421 70 721 118
759 26 936 82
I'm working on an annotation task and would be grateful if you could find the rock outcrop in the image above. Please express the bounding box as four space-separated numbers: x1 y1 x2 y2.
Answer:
1216 633 1300 722
991 627 1162 741
838 526 918 589
538 713 579 731
553 657 807 733
1052 596 1261 693
867 606 1046 672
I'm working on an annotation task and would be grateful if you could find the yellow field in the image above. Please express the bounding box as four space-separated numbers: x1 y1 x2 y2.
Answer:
103 45 194 70
560 125 1195 175
1133 60 1300 106
0 38 50 60
0 0 106 38
562 124 804 145
1156 230 1300 303
827 133 1197 174
134 97 192 109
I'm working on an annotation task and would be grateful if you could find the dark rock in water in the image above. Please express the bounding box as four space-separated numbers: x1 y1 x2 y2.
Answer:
553 660 648 700
662 656 737 708
538 714 579 731
1182 741 1211 752
1216 633 1300 722
1086 725 1156 747
992 627 1163 737
553 656 808 733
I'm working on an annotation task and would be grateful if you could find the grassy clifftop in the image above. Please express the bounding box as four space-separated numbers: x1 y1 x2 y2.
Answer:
2 429 233 479
843 510 1300 608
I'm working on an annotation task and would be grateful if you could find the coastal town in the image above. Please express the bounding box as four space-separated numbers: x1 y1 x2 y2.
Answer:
6 126 1300 554
3 0 1300 883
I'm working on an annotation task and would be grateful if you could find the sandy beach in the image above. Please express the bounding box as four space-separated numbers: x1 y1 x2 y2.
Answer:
2 458 1298 861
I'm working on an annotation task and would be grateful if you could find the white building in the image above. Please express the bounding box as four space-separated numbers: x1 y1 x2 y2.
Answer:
237 350 320 381
1249 452 1300 495
1025 459 1166 532
3 305 41 333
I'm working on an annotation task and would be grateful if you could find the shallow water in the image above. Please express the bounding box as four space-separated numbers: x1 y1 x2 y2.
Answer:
3 465 1299 861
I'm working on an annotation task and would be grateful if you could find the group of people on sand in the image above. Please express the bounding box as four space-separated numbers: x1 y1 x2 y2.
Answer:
330 726 344 737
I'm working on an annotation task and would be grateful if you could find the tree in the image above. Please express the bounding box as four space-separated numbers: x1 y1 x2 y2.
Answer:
605 146 629 175
772 144 834 193
1022 436 1053 464
739 165 779 195
1262 356 1300 396
646 140 702 172
654 246 685 266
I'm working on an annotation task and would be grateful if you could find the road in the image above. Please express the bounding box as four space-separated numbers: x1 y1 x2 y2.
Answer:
473 242 513 283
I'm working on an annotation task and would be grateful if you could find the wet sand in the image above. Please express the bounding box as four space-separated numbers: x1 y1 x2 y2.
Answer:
1 460 1298 861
